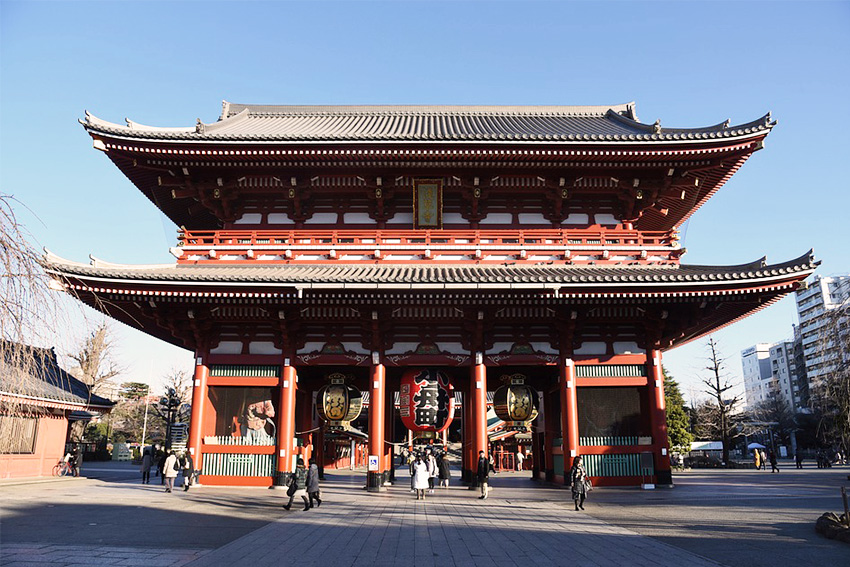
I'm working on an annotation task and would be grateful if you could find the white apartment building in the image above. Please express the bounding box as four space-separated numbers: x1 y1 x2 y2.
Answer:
741 343 772 408
796 275 850 392
768 340 804 411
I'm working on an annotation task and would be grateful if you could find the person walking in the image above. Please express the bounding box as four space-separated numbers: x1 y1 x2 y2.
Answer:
283 458 310 511
163 450 179 493
306 458 322 508
476 450 490 499
769 450 779 473
158 449 169 485
181 451 194 491
426 449 437 494
760 449 767 470
570 455 590 511
409 451 417 492
140 447 153 484
516 449 525 471
412 454 429 500
753 449 761 470
438 453 450 488
795 448 804 469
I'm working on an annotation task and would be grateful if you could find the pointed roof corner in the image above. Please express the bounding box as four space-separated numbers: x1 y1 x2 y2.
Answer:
221 100 231 120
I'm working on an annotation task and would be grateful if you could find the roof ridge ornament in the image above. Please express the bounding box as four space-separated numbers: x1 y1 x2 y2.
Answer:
653 120 661 134
196 119 206 134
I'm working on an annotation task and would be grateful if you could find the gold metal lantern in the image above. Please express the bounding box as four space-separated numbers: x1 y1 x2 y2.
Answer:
492 374 539 432
316 373 363 431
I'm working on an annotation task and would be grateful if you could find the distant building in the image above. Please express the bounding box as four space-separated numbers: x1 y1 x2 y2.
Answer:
0 344 114 479
796 275 850 395
741 343 772 408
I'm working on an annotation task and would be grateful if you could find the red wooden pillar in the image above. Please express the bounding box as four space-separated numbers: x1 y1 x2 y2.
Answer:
276 363 297 485
531 390 543 480
383 381 395 481
367 358 386 491
187 351 209 478
296 389 313 464
469 357 488 485
560 358 579 480
461 379 471 482
315 420 325 480
648 349 673 485
542 389 555 482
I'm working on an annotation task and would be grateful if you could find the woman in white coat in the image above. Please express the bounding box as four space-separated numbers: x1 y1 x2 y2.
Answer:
163 450 179 493
412 454 430 500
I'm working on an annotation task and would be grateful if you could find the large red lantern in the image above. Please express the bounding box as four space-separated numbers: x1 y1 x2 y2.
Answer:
316 373 363 431
399 368 455 436
493 373 538 432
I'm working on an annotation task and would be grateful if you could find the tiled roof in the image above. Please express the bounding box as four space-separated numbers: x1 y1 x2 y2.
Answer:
42 250 816 288
0 343 115 409
81 102 774 144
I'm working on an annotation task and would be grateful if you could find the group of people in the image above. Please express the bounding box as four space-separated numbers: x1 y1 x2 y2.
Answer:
282 457 322 511
409 447 451 500
752 448 780 473
140 445 195 492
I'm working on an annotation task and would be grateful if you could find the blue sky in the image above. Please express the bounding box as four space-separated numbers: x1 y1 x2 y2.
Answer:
2 1 848 400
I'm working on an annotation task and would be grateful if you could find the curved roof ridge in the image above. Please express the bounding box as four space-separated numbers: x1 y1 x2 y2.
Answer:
222 102 637 118
81 111 195 134
87 254 176 270
607 109 774 135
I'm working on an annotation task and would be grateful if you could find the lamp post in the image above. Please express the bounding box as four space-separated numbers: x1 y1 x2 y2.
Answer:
159 387 182 450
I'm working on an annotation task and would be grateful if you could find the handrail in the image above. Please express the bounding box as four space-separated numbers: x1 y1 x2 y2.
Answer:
179 228 675 249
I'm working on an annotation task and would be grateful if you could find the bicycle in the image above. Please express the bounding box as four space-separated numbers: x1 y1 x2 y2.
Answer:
52 459 78 477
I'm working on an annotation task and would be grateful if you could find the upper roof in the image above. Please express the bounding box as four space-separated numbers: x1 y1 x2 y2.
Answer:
82 102 775 144
0 343 115 410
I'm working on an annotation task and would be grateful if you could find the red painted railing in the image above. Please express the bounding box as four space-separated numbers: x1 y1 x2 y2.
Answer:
179 228 675 250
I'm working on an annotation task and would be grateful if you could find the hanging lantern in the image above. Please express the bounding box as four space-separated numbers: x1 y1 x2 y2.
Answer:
493 373 538 432
316 373 363 431
399 368 455 438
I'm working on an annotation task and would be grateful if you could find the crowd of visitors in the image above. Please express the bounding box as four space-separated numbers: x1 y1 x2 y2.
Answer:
138 444 196 492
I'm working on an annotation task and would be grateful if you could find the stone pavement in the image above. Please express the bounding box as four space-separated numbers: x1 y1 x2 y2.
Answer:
183 486 719 567
2 462 848 567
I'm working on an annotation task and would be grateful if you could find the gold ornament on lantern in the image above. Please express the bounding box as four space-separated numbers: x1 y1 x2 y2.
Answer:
316 373 363 431
493 373 539 432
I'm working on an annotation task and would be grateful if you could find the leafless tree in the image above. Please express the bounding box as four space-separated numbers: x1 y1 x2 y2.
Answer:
0 194 64 450
809 299 850 452
66 323 122 441
700 336 743 464
68 323 121 397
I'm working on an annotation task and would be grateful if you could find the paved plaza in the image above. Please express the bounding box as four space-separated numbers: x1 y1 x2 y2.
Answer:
1 462 848 566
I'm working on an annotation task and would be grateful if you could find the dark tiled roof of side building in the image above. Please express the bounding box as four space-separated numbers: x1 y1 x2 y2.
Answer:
0 342 115 409
81 102 774 143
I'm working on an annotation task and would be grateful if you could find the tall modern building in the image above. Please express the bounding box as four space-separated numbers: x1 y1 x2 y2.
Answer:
796 275 850 394
742 340 804 413
741 343 772 408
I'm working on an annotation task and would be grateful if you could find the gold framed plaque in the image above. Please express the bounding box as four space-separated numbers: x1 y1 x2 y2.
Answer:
413 178 443 229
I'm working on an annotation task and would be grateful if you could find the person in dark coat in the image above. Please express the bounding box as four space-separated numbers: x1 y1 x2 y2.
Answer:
570 455 589 511
476 450 490 499
438 454 450 488
158 450 168 485
140 447 153 484
306 458 321 508
769 450 779 473
181 451 194 490
283 458 310 511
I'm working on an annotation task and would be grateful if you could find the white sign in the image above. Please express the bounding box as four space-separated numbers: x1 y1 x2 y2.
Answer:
368 455 379 472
